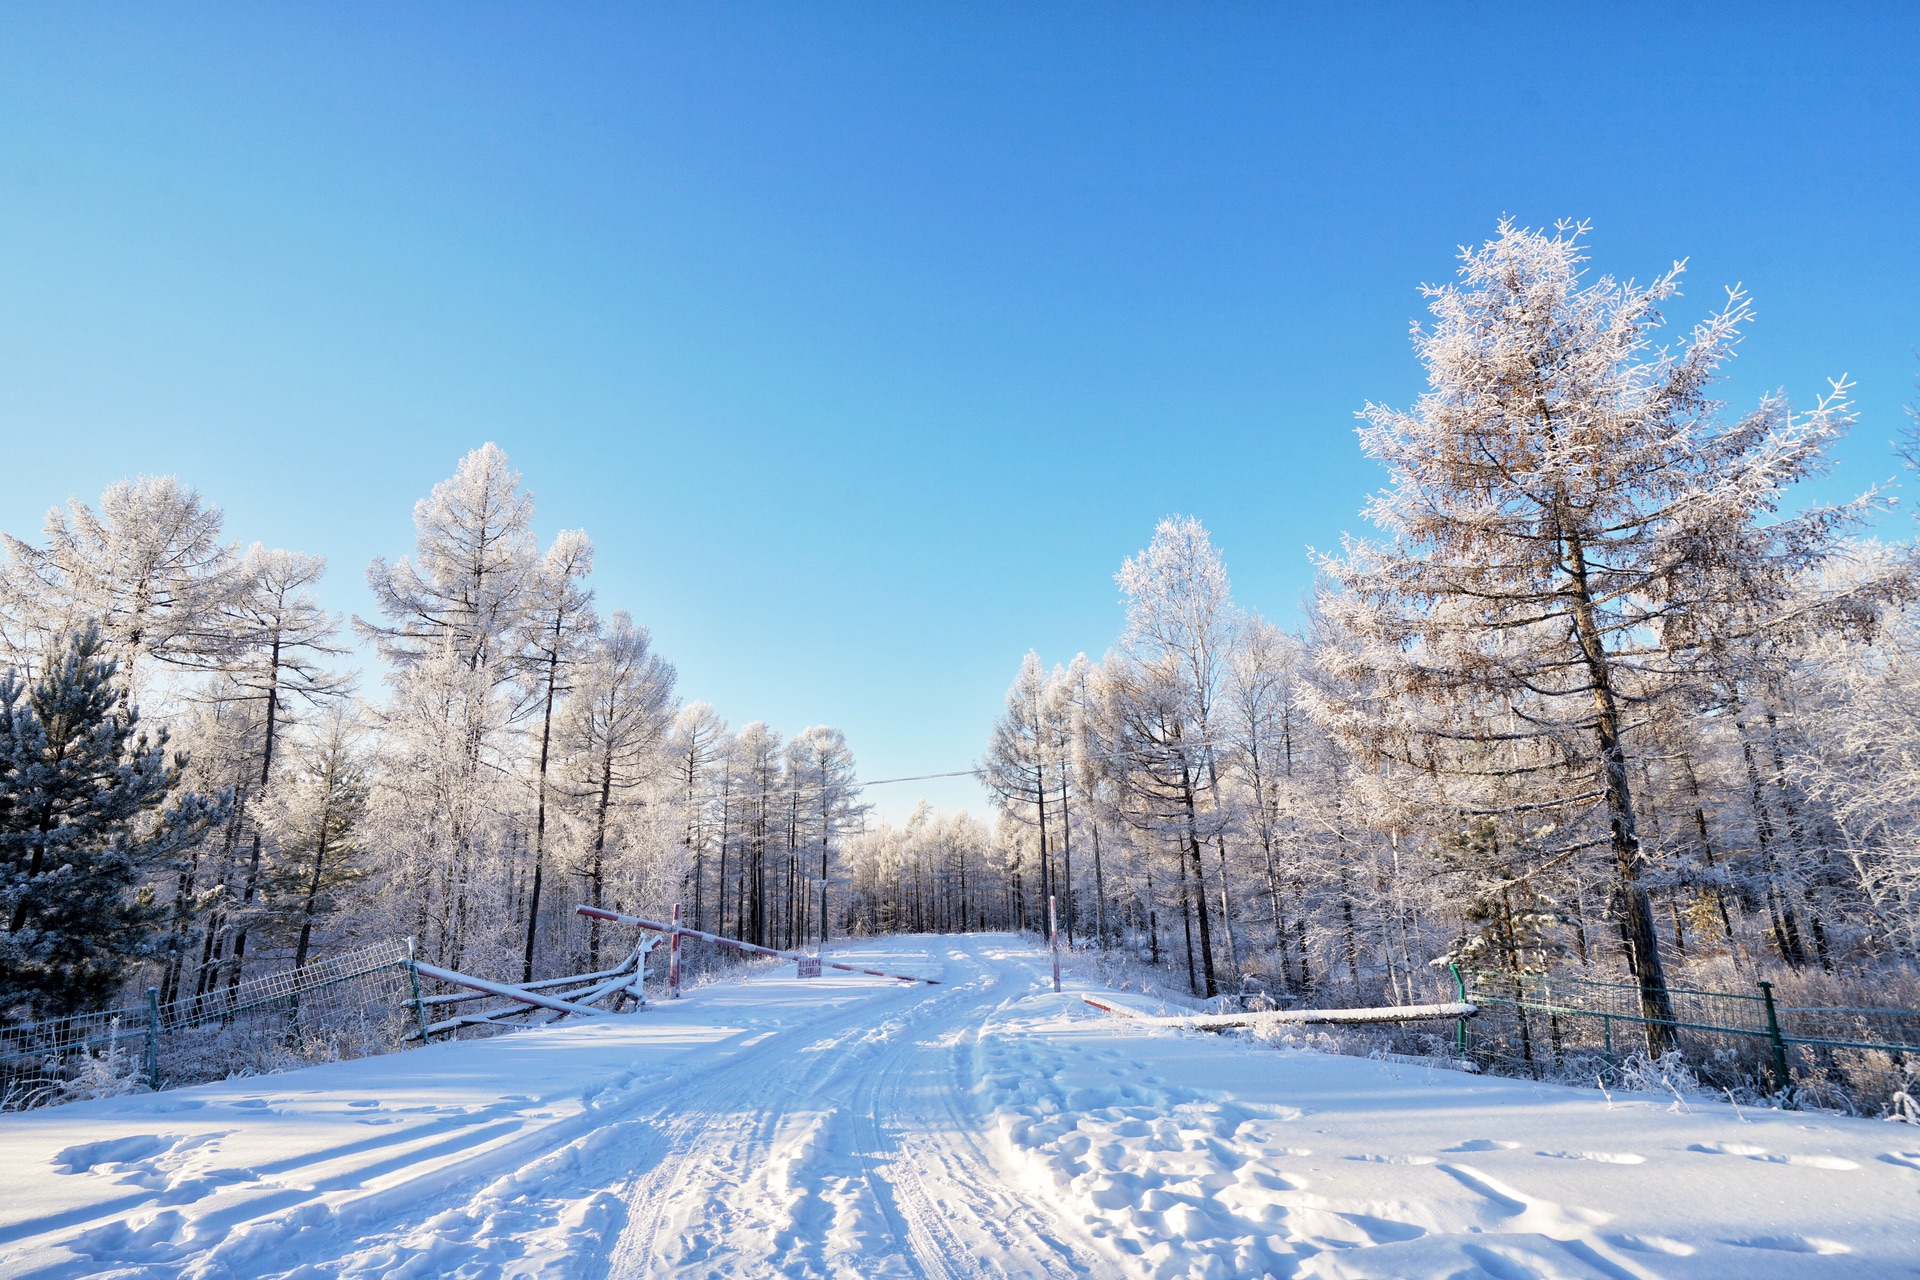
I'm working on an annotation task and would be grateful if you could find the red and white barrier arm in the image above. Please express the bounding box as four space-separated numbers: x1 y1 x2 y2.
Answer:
575 906 941 985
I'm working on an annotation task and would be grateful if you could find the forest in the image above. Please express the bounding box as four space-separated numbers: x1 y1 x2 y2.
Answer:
4 221 1918 1062
865 223 1920 1048
0 442 865 1027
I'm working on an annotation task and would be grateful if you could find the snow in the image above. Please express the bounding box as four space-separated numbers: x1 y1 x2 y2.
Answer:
2 934 1916 1279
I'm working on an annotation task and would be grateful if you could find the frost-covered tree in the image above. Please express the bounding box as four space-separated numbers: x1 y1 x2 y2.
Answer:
262 705 369 969
559 612 675 967
1224 615 1311 966
359 443 536 673
196 547 350 993
671 702 728 933
981 652 1062 929
0 476 241 699
360 446 539 974
786 725 864 946
1312 220 1866 1048
1110 517 1242 993
515 529 596 982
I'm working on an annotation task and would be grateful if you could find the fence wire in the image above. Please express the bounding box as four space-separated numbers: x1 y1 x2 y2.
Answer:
1458 967 1920 1115
1 940 427 1112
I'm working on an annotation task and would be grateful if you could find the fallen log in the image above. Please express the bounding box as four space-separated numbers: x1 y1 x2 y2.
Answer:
1082 996 1477 1030
413 961 612 1020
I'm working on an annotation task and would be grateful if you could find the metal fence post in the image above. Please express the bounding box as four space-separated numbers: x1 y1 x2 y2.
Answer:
1602 1014 1613 1073
1758 979 1795 1105
1049 894 1061 993
1449 963 1468 1056
406 937 430 1044
144 987 161 1090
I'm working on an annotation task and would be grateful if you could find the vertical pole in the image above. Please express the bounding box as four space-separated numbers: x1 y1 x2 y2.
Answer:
1449 964 1467 1057
1758 979 1794 1105
669 903 683 1000
145 986 161 1090
1049 894 1061 994
406 937 430 1044
1603 1014 1613 1074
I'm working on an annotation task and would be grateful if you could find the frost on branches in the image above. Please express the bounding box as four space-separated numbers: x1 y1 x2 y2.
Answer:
1309 220 1881 1050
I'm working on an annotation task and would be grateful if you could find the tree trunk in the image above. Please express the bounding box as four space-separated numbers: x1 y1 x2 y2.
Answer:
1562 521 1674 1053
522 647 561 983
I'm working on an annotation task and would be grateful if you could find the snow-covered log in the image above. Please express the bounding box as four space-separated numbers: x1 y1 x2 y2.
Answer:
1082 996 1476 1030
412 962 613 1020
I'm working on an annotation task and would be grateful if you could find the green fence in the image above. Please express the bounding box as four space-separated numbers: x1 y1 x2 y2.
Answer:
0 939 427 1111
1454 966 1920 1114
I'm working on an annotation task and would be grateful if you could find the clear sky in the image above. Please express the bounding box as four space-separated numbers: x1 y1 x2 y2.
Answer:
2 4 1916 821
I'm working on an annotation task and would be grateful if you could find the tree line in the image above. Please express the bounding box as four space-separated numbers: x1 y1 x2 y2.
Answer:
0 445 867 1024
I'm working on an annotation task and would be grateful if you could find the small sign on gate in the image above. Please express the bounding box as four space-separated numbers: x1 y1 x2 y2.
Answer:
796 956 822 979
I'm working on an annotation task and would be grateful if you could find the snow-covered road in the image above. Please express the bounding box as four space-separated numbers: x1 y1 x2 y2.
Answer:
2 934 1916 1278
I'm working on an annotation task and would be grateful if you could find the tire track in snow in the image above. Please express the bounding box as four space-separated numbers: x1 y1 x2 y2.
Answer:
854 941 1106 1280
604 951 948 1279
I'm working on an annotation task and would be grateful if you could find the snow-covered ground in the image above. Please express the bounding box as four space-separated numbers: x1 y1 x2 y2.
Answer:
2 934 1916 1279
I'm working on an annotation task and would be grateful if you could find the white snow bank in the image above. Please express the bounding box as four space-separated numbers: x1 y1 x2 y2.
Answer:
982 979 1920 1279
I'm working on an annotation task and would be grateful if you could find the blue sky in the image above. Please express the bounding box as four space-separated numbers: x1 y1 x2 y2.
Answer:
2 4 1916 820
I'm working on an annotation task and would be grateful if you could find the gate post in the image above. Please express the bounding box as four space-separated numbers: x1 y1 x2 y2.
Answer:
1758 979 1795 1105
406 937 431 1044
669 903 683 1000
1049 894 1061 994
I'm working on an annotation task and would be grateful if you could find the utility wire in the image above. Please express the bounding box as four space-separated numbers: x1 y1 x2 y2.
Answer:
722 733 1242 805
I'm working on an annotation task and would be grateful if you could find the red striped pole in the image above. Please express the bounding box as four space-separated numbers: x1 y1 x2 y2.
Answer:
574 905 941 985
1049 893 1061 993
669 902 683 999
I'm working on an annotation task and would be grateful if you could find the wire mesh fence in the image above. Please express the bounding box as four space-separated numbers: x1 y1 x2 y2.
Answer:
1 939 428 1112
1457 966 1920 1115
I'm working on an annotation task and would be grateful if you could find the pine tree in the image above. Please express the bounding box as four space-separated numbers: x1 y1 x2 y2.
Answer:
0 625 226 1021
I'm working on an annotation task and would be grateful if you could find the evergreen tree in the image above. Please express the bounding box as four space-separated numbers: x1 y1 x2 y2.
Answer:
0 625 225 1021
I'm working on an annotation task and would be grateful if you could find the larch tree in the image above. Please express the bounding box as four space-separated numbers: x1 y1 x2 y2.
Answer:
1114 517 1240 992
358 445 538 972
786 725 863 946
671 702 728 933
560 611 676 968
515 529 597 982
981 652 1060 931
205 547 350 994
0 476 241 699
1311 219 1864 1049
262 705 370 970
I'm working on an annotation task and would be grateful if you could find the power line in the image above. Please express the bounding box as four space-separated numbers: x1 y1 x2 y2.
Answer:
724 734 1244 805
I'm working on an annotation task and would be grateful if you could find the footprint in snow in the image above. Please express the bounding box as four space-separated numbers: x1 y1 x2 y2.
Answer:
1346 1153 1438 1165
1610 1233 1696 1256
1536 1150 1646 1164
1688 1141 1854 1168
1727 1235 1851 1254
1442 1139 1518 1152
1752 1153 1858 1170
54 1135 172 1174
1879 1151 1920 1172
